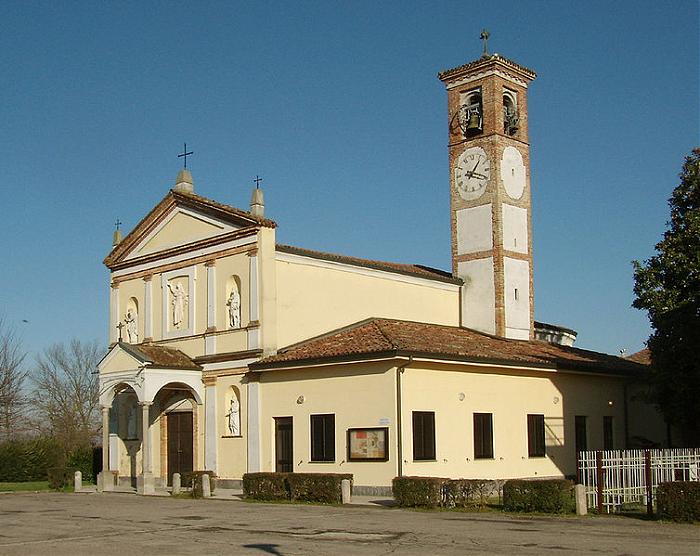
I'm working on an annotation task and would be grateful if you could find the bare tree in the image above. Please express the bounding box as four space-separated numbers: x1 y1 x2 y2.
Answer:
0 318 28 440
31 339 102 452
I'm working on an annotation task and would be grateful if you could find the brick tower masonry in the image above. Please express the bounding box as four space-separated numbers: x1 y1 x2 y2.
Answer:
438 54 536 340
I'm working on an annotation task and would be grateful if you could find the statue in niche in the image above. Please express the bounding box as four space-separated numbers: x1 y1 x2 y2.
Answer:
124 308 138 343
127 403 137 439
226 397 240 436
226 289 241 329
167 282 188 329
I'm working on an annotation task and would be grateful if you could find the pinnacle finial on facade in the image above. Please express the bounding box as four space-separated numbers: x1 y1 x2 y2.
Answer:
480 29 490 58
174 168 194 194
250 176 265 218
112 218 123 247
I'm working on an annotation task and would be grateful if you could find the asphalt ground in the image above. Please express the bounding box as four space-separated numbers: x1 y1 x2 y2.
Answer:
0 492 698 555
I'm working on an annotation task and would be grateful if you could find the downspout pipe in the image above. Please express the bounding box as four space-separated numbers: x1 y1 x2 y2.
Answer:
396 355 413 479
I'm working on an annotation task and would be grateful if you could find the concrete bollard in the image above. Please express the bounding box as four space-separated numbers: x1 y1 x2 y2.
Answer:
575 484 588 516
172 473 181 496
341 479 352 504
202 473 211 498
74 471 82 492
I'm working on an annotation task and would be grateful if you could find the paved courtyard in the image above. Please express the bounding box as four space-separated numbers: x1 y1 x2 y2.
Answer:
0 492 698 555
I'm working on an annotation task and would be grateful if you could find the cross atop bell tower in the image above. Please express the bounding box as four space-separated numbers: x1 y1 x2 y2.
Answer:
438 42 537 340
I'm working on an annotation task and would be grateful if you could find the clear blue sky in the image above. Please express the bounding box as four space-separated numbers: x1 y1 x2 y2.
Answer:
1 1 698 358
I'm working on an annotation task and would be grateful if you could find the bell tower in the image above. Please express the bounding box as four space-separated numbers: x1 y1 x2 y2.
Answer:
438 39 536 340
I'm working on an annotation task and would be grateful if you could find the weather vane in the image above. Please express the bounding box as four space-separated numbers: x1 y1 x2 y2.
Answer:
178 143 194 168
480 29 490 57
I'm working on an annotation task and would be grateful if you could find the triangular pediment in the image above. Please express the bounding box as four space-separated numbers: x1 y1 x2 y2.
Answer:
98 343 145 374
126 207 239 260
105 190 275 268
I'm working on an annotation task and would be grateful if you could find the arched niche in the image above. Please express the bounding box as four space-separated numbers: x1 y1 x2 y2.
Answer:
224 386 242 437
125 297 139 344
503 91 519 136
225 275 242 329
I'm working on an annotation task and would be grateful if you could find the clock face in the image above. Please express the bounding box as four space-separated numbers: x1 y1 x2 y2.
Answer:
501 146 526 199
455 147 490 201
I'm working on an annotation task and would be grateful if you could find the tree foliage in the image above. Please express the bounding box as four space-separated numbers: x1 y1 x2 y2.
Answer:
30 339 102 453
633 148 700 446
0 318 28 440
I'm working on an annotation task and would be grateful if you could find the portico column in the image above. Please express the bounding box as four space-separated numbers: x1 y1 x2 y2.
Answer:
141 402 152 474
102 406 110 472
97 406 113 492
138 401 155 495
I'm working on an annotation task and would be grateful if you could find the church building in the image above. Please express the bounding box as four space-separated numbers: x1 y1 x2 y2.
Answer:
97 48 664 494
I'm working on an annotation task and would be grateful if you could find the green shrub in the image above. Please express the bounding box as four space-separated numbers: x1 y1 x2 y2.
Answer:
503 479 574 513
392 476 446 508
657 481 700 522
182 471 217 497
66 444 95 483
443 479 493 509
47 467 77 490
243 473 290 501
287 473 353 504
0 437 63 482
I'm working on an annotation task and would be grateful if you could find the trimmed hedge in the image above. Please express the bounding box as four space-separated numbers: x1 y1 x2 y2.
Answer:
392 476 446 508
657 481 700 522
242 472 353 504
182 470 217 497
393 477 496 509
243 472 289 501
444 479 494 509
0 437 63 482
47 467 77 490
287 473 353 504
503 479 574 513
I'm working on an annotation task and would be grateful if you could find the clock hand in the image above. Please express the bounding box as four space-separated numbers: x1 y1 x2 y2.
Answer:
471 159 480 174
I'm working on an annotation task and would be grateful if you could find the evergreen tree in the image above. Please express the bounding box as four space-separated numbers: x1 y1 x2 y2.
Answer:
633 148 700 446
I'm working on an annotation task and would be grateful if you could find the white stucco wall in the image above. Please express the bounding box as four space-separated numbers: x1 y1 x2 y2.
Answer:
456 204 493 254
501 203 528 255
458 258 495 335
503 257 530 339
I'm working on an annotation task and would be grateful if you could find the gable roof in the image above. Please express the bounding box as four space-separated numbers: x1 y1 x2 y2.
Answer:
626 348 651 365
104 189 276 268
276 244 462 285
118 342 201 370
251 318 645 376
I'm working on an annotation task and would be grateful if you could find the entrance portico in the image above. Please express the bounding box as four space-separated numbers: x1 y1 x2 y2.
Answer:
97 343 203 494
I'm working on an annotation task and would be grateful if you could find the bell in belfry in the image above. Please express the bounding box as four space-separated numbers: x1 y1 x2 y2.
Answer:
466 109 482 131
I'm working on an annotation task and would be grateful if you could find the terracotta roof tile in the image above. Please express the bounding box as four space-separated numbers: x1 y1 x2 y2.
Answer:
277 244 461 284
252 318 645 376
120 342 201 370
626 348 651 365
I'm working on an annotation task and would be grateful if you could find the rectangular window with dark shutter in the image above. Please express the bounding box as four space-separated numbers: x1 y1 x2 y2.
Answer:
527 414 546 457
603 416 614 450
412 411 435 460
310 414 335 462
473 413 493 459
575 415 587 453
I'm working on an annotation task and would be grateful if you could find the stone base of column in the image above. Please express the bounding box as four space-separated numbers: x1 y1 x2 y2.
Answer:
137 472 156 495
97 471 115 492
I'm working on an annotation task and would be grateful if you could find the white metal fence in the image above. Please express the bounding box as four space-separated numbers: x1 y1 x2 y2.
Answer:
577 448 700 513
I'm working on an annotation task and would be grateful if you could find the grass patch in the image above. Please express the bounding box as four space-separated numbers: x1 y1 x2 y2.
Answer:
0 481 51 492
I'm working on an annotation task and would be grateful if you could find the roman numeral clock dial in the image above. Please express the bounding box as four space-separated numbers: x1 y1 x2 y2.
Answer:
455 147 490 201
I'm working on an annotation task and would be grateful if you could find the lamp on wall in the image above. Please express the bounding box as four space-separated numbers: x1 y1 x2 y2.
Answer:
458 392 466 401
296 395 305 405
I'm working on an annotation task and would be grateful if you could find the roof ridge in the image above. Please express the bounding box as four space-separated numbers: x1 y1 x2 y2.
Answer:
372 320 400 350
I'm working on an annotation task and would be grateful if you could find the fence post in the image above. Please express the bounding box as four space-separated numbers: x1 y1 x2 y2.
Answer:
645 450 653 516
596 451 604 513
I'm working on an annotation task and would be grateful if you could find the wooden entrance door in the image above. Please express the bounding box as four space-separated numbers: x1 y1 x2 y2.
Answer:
274 417 293 473
167 412 193 485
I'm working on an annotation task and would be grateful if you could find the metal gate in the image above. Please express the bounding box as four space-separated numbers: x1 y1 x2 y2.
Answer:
577 448 700 513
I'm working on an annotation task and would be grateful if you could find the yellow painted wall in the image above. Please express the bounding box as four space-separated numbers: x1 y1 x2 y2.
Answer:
255 359 640 486
258 362 397 486
137 212 226 257
215 372 248 479
400 364 626 480
275 257 460 348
